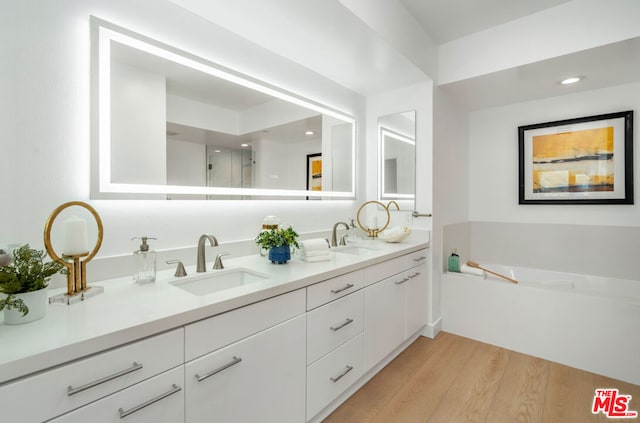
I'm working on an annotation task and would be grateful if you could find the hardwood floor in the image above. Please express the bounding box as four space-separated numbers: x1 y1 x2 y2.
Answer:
324 332 640 422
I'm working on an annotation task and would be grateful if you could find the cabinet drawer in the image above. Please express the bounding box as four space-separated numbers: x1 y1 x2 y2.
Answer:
307 269 364 310
50 366 184 423
306 333 363 421
0 328 183 423
363 255 405 286
405 249 428 269
185 289 305 361
307 290 363 364
185 315 306 423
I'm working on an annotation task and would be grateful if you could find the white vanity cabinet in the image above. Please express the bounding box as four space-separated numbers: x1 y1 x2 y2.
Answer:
305 270 365 421
183 289 307 423
0 328 184 423
363 249 429 371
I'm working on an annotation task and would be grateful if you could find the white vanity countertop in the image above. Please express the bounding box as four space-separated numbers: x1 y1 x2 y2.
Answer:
0 237 428 385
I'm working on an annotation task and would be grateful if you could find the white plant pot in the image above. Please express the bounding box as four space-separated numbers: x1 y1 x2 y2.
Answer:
3 289 48 325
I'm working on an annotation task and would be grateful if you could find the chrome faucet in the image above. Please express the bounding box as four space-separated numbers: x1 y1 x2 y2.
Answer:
331 222 350 247
197 234 219 273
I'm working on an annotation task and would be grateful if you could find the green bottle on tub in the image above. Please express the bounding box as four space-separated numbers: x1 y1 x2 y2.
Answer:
448 249 460 272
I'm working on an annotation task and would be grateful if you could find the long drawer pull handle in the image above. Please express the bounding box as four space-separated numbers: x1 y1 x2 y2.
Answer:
413 256 427 262
195 356 242 382
118 384 182 419
394 277 410 285
330 283 354 294
330 318 354 331
330 365 354 383
408 272 421 279
67 362 143 396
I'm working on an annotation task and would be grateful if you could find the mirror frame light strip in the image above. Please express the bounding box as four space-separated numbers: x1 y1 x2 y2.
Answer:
92 16 356 199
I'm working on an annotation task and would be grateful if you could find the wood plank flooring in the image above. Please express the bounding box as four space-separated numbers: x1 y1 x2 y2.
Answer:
324 332 640 423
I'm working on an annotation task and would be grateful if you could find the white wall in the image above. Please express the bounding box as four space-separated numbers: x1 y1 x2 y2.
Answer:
0 0 365 280
469 82 640 226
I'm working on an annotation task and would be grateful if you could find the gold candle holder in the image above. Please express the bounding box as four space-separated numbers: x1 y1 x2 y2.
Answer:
356 200 392 237
43 201 104 304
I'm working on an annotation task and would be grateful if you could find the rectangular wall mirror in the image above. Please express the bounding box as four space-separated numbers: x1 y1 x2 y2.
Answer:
90 17 356 200
378 111 416 202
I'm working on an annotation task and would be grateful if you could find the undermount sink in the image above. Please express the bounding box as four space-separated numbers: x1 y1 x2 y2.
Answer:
170 268 270 296
332 245 379 256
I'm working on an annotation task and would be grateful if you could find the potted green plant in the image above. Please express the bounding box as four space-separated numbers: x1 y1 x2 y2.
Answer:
255 227 299 264
0 244 64 324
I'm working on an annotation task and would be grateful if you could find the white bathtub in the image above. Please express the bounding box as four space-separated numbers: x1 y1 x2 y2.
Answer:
481 264 640 306
442 264 640 385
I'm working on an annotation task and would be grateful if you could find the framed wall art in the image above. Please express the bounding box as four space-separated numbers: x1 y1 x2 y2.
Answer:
306 153 322 199
518 110 633 204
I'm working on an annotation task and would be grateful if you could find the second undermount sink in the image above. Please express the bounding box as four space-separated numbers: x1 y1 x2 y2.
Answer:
170 268 270 296
332 245 379 256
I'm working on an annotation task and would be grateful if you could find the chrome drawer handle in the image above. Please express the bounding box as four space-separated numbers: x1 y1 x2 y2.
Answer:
195 356 242 382
394 277 410 285
118 384 182 419
330 318 354 331
67 362 143 396
413 256 427 262
407 272 421 278
330 365 354 383
330 283 354 294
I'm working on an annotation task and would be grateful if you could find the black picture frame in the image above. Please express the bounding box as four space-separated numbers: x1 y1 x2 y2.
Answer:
518 110 633 205
306 153 322 200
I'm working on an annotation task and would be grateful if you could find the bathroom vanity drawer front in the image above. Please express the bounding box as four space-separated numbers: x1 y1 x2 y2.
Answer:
405 249 428 269
185 288 305 361
307 290 364 364
363 255 405 286
49 366 184 423
306 333 364 421
307 269 364 310
0 328 184 423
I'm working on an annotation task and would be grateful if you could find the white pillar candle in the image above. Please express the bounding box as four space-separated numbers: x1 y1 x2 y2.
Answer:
63 216 88 255
367 215 378 229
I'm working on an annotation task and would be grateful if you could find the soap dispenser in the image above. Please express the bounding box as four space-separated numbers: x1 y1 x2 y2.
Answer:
448 248 460 273
132 237 157 283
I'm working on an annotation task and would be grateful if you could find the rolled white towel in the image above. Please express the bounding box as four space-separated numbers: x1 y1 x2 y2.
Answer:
460 263 486 278
302 255 331 263
299 239 329 253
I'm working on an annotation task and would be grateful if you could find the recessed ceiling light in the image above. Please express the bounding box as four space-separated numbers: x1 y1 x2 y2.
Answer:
560 76 583 85
241 143 249 147
214 149 221 153
305 130 315 135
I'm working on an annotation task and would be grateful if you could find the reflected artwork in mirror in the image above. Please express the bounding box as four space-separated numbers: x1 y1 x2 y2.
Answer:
90 17 356 200
378 111 416 201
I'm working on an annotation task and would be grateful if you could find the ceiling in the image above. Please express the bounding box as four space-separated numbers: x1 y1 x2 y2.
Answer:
399 0 572 44
166 0 640 110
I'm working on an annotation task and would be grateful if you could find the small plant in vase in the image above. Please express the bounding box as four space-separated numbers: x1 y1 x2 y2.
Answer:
255 227 299 264
0 244 64 324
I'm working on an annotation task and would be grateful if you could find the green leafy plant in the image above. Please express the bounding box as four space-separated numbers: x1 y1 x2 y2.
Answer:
255 227 299 250
0 245 64 316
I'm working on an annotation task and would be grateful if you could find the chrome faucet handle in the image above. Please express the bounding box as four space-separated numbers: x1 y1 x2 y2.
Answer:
166 260 187 277
213 252 230 270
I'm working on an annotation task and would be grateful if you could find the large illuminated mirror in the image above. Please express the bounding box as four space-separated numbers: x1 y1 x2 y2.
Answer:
90 17 355 200
378 111 416 201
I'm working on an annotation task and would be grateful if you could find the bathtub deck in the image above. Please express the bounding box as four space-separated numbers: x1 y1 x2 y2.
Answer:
324 332 640 423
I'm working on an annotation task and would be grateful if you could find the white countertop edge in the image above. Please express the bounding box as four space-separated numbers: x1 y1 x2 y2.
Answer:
0 239 428 385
